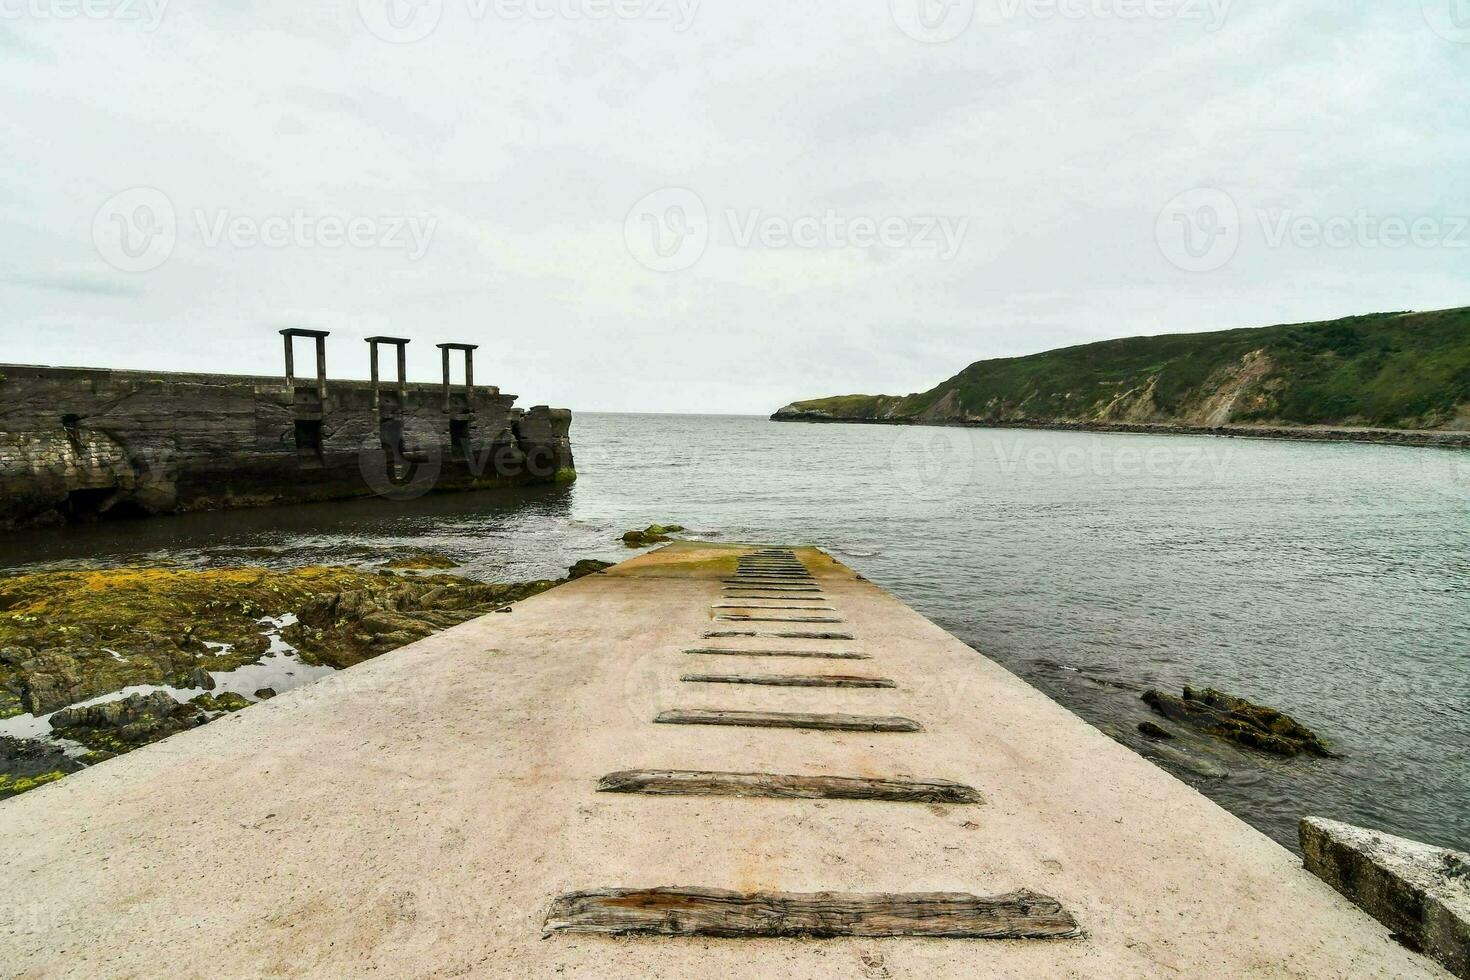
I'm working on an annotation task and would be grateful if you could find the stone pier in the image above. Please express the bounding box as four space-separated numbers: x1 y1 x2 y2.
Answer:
0 544 1447 977
0 342 574 529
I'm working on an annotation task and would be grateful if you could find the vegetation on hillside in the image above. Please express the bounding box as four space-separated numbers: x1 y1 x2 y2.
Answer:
774 307 1470 431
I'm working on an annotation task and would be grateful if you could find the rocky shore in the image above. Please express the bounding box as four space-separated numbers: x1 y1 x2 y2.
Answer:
0 554 613 798
770 412 1470 449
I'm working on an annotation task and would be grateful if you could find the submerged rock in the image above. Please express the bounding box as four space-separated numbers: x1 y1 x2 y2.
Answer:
1137 721 1174 740
1142 686 1335 757
254 688 277 700
621 524 685 548
568 559 614 580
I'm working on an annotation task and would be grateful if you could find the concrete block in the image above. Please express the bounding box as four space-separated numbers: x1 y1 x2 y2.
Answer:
1302 817 1470 978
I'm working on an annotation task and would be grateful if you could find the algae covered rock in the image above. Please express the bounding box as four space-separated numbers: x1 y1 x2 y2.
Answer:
0 735 82 799
254 688 277 700
50 691 209 752
213 692 251 712
0 567 358 714
621 524 686 547
1 561 571 785
568 559 614 579
286 574 559 669
1142 686 1335 757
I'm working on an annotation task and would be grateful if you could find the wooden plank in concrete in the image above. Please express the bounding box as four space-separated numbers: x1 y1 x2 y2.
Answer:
710 604 837 611
703 630 855 640
681 672 893 688
655 709 922 732
714 615 845 623
596 770 982 804
685 648 870 660
543 887 1079 939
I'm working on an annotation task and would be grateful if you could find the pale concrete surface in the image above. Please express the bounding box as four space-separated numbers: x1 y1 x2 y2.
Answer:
0 543 1446 978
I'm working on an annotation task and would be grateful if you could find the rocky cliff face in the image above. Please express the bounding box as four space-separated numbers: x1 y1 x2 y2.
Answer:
773 307 1470 442
0 365 575 530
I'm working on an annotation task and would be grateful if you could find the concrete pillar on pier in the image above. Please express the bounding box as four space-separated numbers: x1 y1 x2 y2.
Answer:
365 336 411 412
436 343 479 414
279 328 331 401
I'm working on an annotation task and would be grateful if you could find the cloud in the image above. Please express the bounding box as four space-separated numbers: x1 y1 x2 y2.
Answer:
0 3 1464 413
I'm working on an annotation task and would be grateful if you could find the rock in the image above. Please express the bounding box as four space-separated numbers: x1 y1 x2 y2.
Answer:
186 666 216 690
568 559 614 580
254 688 277 700
0 646 32 667
0 735 83 799
214 692 251 712
621 524 684 548
1301 817 1470 978
50 691 208 752
1137 721 1173 740
52 691 180 730
1138 743 1231 780
188 693 222 712
1142 686 1334 757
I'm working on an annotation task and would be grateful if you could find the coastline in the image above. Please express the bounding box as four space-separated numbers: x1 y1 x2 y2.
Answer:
0 544 1446 977
771 412 1470 449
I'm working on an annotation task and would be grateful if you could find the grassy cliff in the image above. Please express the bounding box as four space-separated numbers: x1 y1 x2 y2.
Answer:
773 307 1470 433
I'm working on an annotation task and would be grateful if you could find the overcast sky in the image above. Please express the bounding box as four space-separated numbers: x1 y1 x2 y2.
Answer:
2 1 1467 413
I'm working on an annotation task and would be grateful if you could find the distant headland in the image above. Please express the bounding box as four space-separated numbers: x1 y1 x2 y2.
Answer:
773 307 1470 447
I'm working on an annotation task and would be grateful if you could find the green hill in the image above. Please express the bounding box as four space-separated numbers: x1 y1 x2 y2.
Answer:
772 307 1470 434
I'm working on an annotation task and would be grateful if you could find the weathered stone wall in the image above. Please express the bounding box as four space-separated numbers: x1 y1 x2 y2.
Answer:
0 364 574 529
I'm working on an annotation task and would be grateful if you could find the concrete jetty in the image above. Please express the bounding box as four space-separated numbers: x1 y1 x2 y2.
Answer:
0 543 1446 977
